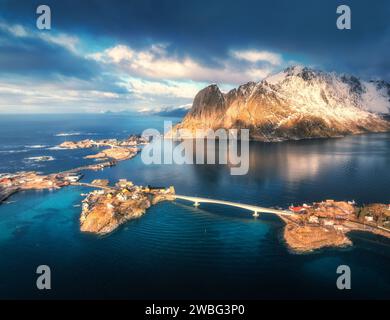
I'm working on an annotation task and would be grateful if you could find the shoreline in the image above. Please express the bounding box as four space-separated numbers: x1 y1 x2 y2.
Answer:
279 201 390 253
79 180 175 235
0 135 148 206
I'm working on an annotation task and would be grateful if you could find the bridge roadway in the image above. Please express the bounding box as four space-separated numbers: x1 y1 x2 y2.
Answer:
67 185 293 218
174 194 292 217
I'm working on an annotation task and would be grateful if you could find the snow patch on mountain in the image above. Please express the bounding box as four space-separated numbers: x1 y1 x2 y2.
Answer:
263 66 390 115
361 82 390 114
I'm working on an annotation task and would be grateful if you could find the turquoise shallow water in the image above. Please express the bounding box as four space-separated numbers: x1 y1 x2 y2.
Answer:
0 114 389 299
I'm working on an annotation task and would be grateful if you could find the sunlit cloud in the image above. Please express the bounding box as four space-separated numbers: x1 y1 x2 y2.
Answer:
90 44 283 84
0 22 286 113
39 33 80 53
0 78 126 113
0 23 28 37
125 77 206 99
231 49 282 65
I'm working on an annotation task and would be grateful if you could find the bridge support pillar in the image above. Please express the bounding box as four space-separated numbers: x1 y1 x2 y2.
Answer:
193 202 200 207
253 211 260 218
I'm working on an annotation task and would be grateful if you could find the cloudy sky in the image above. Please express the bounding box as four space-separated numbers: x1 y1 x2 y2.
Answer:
0 0 389 113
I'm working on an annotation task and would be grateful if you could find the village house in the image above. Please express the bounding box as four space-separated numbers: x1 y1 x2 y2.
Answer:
365 216 374 222
323 219 334 226
334 225 345 232
0 178 13 187
116 179 134 189
308 216 319 224
116 193 128 201
289 205 306 213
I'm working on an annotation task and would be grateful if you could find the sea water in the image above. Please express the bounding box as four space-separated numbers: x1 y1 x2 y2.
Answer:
0 114 389 299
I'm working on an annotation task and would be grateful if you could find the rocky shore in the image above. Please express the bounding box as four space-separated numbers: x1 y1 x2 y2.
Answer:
58 135 148 162
80 180 175 235
0 159 123 205
0 171 83 203
282 200 390 253
58 135 148 149
0 135 149 206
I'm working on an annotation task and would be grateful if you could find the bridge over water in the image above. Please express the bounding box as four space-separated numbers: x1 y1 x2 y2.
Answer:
69 183 293 218
174 194 292 217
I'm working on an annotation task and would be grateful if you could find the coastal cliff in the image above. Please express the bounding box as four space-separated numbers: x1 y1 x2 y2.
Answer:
169 66 390 141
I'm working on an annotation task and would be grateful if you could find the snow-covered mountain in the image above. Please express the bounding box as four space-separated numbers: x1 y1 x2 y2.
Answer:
170 66 390 141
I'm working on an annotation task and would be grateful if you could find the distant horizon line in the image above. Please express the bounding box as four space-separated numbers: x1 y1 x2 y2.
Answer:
0 112 184 116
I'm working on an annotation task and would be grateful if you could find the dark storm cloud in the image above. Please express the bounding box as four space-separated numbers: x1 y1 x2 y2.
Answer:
0 0 389 79
0 0 389 113
0 28 99 79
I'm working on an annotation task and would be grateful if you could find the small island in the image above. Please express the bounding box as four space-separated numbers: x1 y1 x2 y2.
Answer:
0 161 118 204
80 179 175 235
0 171 83 203
0 135 148 204
282 200 390 253
59 135 149 161
58 135 149 149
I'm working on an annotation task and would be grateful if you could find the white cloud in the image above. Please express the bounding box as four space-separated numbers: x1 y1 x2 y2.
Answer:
90 44 283 84
139 103 192 114
126 77 205 99
91 44 135 63
39 33 80 53
246 68 273 80
231 49 282 65
0 75 197 113
0 22 80 53
0 22 286 113
8 24 28 37
0 79 125 113
0 22 28 37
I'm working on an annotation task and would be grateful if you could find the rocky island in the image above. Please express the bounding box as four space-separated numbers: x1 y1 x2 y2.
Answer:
58 135 148 150
282 200 390 253
0 135 149 205
0 171 176 236
83 147 137 161
0 171 83 203
80 180 175 235
0 159 121 205
58 135 149 161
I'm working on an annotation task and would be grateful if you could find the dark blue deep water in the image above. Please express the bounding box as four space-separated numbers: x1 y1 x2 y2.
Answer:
0 114 389 299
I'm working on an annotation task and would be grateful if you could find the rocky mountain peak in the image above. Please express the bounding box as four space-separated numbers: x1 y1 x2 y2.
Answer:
172 66 390 141
186 83 225 119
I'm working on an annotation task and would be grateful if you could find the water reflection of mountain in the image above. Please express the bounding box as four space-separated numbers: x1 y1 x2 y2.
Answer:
182 134 390 206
